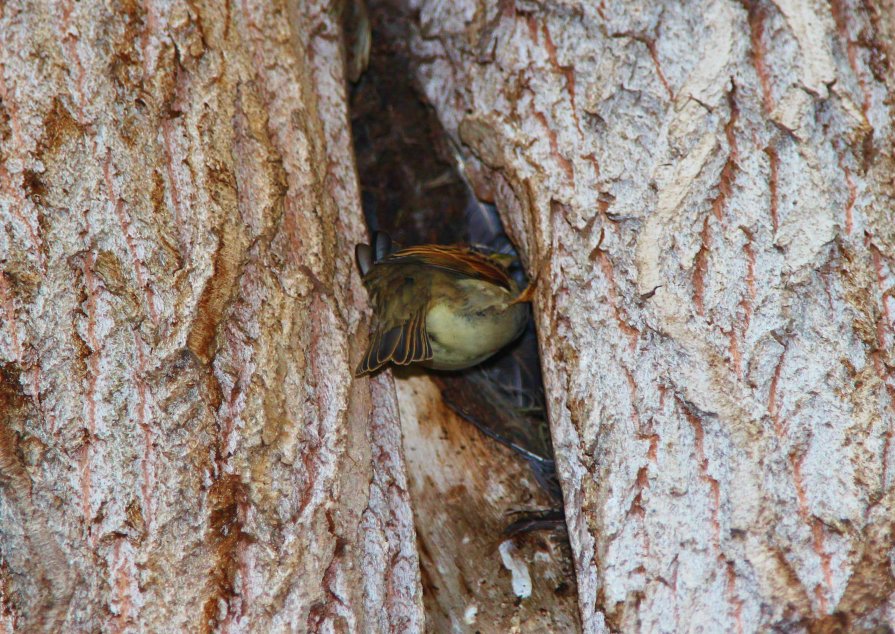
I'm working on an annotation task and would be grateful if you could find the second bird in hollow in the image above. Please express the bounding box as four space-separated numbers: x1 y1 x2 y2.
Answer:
355 233 534 376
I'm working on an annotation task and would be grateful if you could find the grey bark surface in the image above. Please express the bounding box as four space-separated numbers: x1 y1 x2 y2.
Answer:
0 1 422 632
402 0 895 631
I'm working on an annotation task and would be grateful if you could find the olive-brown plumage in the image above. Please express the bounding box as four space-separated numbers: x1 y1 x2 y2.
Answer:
355 233 532 376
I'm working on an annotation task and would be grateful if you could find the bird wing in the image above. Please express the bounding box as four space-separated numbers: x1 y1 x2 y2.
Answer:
355 263 434 376
382 245 514 290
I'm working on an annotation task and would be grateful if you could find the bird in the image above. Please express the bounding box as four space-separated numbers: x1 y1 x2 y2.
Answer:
355 232 535 376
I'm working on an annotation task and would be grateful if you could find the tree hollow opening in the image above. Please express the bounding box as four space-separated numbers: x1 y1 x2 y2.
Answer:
345 1 579 630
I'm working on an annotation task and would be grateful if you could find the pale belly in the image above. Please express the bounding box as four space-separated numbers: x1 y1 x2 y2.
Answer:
425 300 527 370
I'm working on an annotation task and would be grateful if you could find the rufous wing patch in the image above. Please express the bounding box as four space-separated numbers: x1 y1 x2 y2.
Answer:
383 245 513 290
355 309 433 376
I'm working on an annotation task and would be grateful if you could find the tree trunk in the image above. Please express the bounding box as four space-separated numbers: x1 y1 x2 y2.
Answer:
0 1 422 631
6 0 895 631
400 0 895 630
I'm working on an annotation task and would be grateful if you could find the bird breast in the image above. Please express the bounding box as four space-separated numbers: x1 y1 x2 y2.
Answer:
424 279 527 370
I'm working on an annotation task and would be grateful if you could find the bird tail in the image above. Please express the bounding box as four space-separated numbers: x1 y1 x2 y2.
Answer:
356 232 393 276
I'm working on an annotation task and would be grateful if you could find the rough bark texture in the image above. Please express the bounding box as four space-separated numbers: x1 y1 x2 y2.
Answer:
0 1 423 631
396 374 579 633
400 0 895 631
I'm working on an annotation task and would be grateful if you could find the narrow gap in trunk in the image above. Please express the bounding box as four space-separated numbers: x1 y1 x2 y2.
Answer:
345 1 580 630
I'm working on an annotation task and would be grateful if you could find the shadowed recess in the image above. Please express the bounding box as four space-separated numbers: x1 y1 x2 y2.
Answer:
345 0 579 630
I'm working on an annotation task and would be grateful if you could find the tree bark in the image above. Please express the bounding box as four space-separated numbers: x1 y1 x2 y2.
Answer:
401 0 895 630
0 1 422 631
395 374 580 632
6 0 895 631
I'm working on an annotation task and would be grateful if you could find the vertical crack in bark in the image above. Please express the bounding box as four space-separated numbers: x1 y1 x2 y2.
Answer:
186 219 248 365
868 240 895 488
790 452 834 613
830 0 872 117
734 228 757 379
693 216 712 317
306 518 351 632
592 240 640 351
160 117 190 256
202 473 250 632
679 401 729 602
60 0 90 126
613 30 673 100
725 561 745 634
743 0 775 113
837 152 857 236
768 340 787 437
624 367 652 569
645 36 672 99
694 86 740 319
764 143 780 233
714 87 740 223
102 150 160 325
132 331 155 532
532 108 575 184
541 21 581 130
109 537 138 630
768 336 836 612
80 250 101 544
